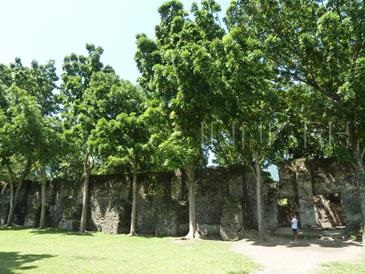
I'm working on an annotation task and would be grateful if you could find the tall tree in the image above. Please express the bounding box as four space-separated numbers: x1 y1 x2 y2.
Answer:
90 80 150 236
1 86 43 225
228 0 365 241
208 22 279 240
61 44 114 232
34 118 65 229
0 59 58 226
135 0 225 239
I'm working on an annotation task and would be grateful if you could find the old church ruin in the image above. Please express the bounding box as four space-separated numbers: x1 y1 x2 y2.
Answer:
0 159 362 240
278 158 361 231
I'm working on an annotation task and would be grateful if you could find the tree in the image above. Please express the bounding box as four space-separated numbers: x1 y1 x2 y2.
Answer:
0 59 58 226
206 20 280 240
90 80 150 236
135 0 225 239
227 0 365 241
35 118 65 229
61 44 116 233
1 86 43 225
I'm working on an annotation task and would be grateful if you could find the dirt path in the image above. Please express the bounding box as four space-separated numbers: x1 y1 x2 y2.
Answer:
232 236 364 274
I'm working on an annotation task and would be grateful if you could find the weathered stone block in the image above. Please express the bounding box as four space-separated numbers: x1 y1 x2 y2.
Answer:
220 201 244 241
178 223 189 236
136 194 156 234
264 185 279 231
295 158 316 229
91 203 128 234
171 171 183 201
198 224 220 237
23 190 40 228
342 184 362 229
229 175 244 200
58 218 79 231
0 190 9 225
155 206 178 236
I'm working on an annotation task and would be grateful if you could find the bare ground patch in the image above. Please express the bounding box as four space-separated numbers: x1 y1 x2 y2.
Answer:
232 236 364 274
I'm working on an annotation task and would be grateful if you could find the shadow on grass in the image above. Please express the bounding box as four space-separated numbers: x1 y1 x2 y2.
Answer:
0 252 55 274
0 226 94 236
29 228 94 236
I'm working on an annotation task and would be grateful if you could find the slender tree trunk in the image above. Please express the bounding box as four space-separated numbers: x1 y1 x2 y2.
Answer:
6 160 31 226
6 182 23 226
353 146 365 243
184 165 199 240
39 182 46 229
80 153 91 233
128 161 138 236
253 150 265 241
6 178 14 227
357 171 365 243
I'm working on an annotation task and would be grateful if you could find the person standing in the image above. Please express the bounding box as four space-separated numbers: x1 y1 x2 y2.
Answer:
291 214 298 241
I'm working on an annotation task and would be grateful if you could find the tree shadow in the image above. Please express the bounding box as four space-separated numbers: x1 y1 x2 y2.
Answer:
29 228 94 236
0 252 55 274
0 226 27 232
245 234 362 248
0 226 94 236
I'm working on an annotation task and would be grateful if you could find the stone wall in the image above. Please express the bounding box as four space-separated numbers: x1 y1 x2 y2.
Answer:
0 166 278 240
2 159 360 236
277 158 362 230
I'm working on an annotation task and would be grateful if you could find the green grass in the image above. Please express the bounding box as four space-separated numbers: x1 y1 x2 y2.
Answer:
0 228 258 274
319 260 365 274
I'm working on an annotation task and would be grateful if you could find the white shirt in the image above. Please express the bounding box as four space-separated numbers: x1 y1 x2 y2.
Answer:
291 217 298 229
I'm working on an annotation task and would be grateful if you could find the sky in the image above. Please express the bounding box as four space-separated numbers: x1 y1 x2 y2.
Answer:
1 0 230 82
1 0 279 181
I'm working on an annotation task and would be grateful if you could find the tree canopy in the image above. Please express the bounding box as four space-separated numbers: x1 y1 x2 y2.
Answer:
0 0 365 241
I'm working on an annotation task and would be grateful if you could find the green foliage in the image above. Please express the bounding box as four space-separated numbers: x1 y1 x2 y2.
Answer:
0 1 364 213
0 59 59 184
89 83 151 174
208 6 280 169
226 0 365 163
136 0 226 170
60 44 119 178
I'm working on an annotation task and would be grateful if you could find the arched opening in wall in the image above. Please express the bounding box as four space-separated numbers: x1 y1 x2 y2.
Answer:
313 193 345 229
277 197 299 227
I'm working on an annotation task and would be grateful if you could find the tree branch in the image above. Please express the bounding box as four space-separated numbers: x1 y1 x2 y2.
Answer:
6 163 15 184
20 159 32 183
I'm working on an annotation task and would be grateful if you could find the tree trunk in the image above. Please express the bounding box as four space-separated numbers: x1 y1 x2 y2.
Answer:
39 182 46 229
354 151 365 243
128 163 138 236
6 180 14 226
80 154 91 233
357 172 365 243
184 165 199 240
6 182 21 226
253 150 265 241
6 160 31 226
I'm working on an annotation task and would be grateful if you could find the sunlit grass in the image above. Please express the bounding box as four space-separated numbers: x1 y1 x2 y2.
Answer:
319 258 365 274
0 228 258 274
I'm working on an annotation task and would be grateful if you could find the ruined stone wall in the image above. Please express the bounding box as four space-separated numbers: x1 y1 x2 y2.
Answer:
2 159 358 236
277 158 362 230
0 166 278 240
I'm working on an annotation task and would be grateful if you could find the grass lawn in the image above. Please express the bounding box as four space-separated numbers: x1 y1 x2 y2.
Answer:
0 228 258 274
319 260 365 274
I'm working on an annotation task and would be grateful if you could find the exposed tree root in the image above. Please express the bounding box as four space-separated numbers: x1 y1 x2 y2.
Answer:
181 230 201 240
